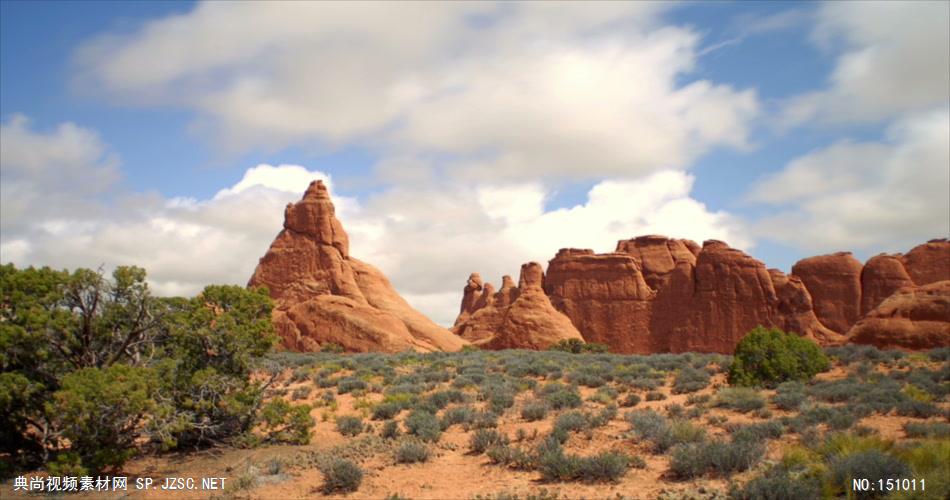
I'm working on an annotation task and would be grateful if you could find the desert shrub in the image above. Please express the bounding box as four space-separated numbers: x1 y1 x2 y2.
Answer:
620 393 641 408
714 387 766 413
320 458 363 494
895 399 941 418
320 343 344 354
551 411 590 442
539 383 583 410
574 451 629 482
731 467 821 500
336 415 364 437
440 405 476 429
291 386 312 400
729 326 829 387
666 403 686 419
395 439 430 464
467 410 499 429
826 450 911 498
521 400 550 422
808 378 864 403
673 366 710 394
903 421 950 438
470 429 508 454
548 339 609 354
685 393 711 406
589 405 618 427
772 390 806 411
728 421 784 443
258 399 314 444
486 444 534 470
568 371 606 388
626 410 704 453
628 377 661 391
380 420 400 440
645 391 666 401
372 402 403 421
670 438 765 479
336 377 367 394
404 410 441 442
588 386 618 404
488 389 516 414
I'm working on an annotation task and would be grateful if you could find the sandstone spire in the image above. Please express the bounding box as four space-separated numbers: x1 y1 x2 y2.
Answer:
249 180 467 353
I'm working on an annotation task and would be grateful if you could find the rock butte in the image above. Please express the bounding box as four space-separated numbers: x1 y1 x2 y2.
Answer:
249 180 468 353
455 236 950 353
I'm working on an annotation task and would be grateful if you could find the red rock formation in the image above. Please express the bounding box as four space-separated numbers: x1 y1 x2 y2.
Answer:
791 252 864 334
453 234 947 354
860 254 915 315
453 262 584 350
901 239 950 286
769 269 844 345
848 281 950 350
250 180 467 353
544 248 655 353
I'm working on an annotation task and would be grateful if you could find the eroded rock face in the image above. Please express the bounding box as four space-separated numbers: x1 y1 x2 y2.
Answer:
456 235 947 353
791 253 864 334
901 239 950 286
848 281 950 350
250 180 467 353
861 255 915 316
453 262 584 350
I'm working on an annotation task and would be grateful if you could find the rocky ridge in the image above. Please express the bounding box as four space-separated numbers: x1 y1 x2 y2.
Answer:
453 236 949 353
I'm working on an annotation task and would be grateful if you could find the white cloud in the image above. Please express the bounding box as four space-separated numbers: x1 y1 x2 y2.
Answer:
750 108 950 252
75 1 757 180
1 117 746 325
350 170 748 325
782 1 949 126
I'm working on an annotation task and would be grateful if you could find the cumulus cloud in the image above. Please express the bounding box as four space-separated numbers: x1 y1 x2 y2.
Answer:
75 1 757 180
782 1 949 126
750 108 950 253
1 118 746 325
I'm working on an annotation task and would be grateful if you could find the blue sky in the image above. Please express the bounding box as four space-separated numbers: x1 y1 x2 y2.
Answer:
1 1 947 325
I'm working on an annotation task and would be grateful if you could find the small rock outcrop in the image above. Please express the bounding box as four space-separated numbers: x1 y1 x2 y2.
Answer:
453 262 584 350
249 180 467 353
848 281 950 350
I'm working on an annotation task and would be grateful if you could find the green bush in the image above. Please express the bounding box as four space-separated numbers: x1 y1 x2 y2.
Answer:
258 399 314 444
620 393 641 408
729 326 830 387
395 439 430 464
320 458 363 494
335 415 364 436
50 365 156 474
